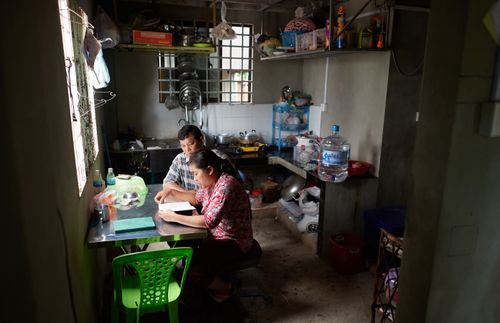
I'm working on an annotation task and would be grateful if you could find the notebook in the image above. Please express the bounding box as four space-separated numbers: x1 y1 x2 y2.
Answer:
159 201 195 212
113 217 156 233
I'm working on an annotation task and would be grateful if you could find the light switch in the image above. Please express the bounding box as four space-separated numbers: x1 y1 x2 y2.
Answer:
479 102 500 137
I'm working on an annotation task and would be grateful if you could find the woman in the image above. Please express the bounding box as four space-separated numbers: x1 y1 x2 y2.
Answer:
158 149 253 301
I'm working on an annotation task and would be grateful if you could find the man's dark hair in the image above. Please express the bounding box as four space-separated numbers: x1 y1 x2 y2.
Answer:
177 125 203 141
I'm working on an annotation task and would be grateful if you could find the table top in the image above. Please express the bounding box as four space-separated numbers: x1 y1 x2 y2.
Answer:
86 184 207 248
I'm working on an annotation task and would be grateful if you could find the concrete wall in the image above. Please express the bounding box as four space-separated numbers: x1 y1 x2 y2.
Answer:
105 4 301 140
301 53 391 176
1 1 104 322
398 0 500 321
376 5 428 207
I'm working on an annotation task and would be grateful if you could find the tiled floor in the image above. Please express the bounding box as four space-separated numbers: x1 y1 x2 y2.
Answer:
136 209 374 323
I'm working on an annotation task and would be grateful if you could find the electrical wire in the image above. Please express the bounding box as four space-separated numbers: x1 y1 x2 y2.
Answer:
56 208 79 323
391 48 424 76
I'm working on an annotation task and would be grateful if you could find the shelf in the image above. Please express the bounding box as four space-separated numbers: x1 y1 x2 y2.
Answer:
116 44 215 55
261 48 389 61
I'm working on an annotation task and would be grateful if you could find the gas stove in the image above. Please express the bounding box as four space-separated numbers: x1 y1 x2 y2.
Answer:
213 143 269 157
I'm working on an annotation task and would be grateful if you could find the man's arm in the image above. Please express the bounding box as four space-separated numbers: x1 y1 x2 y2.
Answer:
154 185 196 204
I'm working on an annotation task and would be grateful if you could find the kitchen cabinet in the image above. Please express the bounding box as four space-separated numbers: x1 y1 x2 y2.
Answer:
110 147 182 184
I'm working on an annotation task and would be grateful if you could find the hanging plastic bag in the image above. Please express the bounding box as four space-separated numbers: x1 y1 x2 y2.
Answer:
91 48 110 89
211 1 236 40
94 5 120 48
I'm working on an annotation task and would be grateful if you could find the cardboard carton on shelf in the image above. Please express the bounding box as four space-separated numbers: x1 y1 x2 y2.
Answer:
132 30 173 46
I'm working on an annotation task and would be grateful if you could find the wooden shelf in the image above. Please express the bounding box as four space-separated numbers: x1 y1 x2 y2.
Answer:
116 44 215 55
260 48 389 61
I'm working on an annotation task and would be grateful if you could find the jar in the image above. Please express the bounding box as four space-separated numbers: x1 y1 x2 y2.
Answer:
261 177 279 203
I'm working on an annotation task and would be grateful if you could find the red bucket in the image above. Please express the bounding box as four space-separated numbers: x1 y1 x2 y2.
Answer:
330 233 366 274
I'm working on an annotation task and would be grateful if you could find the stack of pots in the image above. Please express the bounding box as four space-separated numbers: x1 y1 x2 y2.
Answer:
177 54 201 111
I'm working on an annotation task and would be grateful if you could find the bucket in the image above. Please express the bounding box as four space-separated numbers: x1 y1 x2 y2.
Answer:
329 233 366 275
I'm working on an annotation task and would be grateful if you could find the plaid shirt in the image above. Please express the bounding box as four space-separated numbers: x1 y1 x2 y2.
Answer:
163 149 233 191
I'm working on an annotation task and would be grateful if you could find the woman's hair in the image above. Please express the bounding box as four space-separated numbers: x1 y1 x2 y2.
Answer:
189 149 240 182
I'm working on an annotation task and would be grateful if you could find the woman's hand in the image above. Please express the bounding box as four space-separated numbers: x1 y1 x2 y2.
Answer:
158 209 178 222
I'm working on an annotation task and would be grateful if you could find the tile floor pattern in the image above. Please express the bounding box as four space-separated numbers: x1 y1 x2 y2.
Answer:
135 211 374 323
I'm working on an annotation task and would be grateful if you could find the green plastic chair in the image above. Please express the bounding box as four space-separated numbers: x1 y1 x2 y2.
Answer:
112 247 193 323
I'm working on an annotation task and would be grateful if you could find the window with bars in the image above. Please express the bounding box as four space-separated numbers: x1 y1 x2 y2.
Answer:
58 0 99 195
158 23 253 105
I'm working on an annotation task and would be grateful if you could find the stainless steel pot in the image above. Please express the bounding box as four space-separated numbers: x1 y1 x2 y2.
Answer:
281 175 306 201
215 133 233 145
239 129 259 145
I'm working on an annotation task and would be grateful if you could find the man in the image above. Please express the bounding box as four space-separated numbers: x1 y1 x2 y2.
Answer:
154 125 235 204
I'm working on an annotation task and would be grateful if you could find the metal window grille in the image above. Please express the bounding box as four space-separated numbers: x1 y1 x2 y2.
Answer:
58 0 99 195
158 23 253 105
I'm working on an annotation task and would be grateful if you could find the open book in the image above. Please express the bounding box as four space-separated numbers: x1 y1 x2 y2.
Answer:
159 201 196 212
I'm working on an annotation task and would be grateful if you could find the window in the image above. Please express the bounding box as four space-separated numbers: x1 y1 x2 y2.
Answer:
158 23 253 105
58 0 99 195
218 24 253 103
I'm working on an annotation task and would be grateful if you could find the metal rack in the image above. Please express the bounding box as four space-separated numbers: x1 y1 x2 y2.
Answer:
371 228 404 323
260 0 393 61
272 103 310 150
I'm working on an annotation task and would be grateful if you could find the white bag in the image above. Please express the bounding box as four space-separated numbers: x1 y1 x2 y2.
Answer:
211 1 236 40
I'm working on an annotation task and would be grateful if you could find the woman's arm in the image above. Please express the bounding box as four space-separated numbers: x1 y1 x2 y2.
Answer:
158 210 208 228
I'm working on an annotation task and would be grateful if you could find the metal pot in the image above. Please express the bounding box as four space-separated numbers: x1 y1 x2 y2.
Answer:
239 130 259 145
280 175 306 201
215 133 233 145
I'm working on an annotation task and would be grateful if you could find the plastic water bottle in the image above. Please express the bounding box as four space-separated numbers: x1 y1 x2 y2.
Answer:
106 167 116 187
318 125 350 183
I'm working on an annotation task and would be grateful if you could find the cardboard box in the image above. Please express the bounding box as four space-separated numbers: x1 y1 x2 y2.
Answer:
132 30 173 46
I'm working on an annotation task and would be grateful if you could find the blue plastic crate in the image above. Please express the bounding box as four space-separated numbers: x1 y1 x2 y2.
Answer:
280 31 305 48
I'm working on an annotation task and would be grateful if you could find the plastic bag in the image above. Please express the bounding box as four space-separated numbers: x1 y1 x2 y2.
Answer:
298 186 320 216
90 49 110 89
211 1 236 40
94 5 120 48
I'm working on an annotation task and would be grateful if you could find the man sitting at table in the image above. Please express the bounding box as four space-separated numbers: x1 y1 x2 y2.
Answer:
158 149 253 302
154 125 235 204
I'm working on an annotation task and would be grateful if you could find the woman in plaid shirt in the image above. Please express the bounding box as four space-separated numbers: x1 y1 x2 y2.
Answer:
158 149 254 302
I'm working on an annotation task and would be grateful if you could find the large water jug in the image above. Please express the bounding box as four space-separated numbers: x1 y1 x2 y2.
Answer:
318 125 350 183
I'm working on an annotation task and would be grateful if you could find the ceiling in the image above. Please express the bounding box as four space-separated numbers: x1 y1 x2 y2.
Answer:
118 0 338 13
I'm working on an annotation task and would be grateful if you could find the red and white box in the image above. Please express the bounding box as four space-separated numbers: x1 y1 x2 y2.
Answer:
132 30 173 46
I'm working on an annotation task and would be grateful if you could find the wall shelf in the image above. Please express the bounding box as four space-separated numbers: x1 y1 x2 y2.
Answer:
260 48 389 61
116 44 215 55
